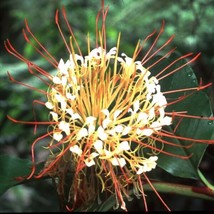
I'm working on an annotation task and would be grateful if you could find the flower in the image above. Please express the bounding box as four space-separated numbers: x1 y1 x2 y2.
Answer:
46 45 171 171
5 0 214 212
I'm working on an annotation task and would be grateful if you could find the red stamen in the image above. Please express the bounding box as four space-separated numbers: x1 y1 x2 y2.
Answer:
5 39 52 81
134 139 193 159
161 129 214 144
151 134 194 149
27 132 52 179
96 0 108 49
108 162 127 211
135 30 157 58
55 9 71 55
7 115 57 125
165 90 196 108
101 0 108 50
173 116 184 133
147 47 177 70
27 65 52 86
96 9 101 48
47 132 76 150
141 21 165 64
34 144 71 179
167 111 214 121
137 175 148 211
163 82 212 95
22 29 58 68
4 39 28 63
7 72 47 95
157 53 201 80
24 19 58 67
32 100 47 134
143 172 171 211
61 6 82 56
143 34 175 65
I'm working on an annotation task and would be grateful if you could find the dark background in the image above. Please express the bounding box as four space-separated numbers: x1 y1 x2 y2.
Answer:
0 0 214 211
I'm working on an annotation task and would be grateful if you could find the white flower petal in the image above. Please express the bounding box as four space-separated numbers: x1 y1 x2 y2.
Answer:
103 149 112 158
151 121 162 130
97 126 108 141
58 58 65 70
53 132 63 142
70 145 82 156
106 129 116 136
66 109 81 120
61 101 67 111
122 126 131 136
162 116 172 126
84 152 99 167
59 121 70 135
133 100 140 112
55 93 64 102
136 166 144 175
140 128 154 136
137 156 158 174
114 125 123 133
102 118 112 129
58 59 69 74
101 109 110 117
77 128 88 140
88 123 95 135
72 113 81 120
144 156 158 171
128 108 133 114
45 102 54 109
86 116 96 124
66 93 76 100
91 152 99 158
137 112 148 123
121 53 133 66
54 94 67 111
85 159 95 167
106 47 117 58
88 47 104 59
50 111 58 122
148 107 155 120
61 76 67 86
94 140 103 154
119 141 130 151
114 110 122 120
52 76 61 84
111 157 126 167
73 54 84 65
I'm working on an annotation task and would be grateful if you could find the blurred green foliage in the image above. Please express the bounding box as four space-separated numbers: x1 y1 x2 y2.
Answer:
0 0 214 211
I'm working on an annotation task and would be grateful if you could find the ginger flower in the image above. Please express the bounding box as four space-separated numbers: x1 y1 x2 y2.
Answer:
46 45 170 172
5 0 214 212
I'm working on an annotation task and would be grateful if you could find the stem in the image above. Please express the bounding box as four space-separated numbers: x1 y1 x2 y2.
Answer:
143 180 214 201
197 168 214 192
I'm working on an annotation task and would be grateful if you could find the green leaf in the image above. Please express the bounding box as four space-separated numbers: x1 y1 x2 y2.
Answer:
0 155 32 196
149 53 214 179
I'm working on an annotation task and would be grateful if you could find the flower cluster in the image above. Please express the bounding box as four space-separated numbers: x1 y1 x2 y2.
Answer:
46 46 171 174
5 1 214 212
40 44 173 210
